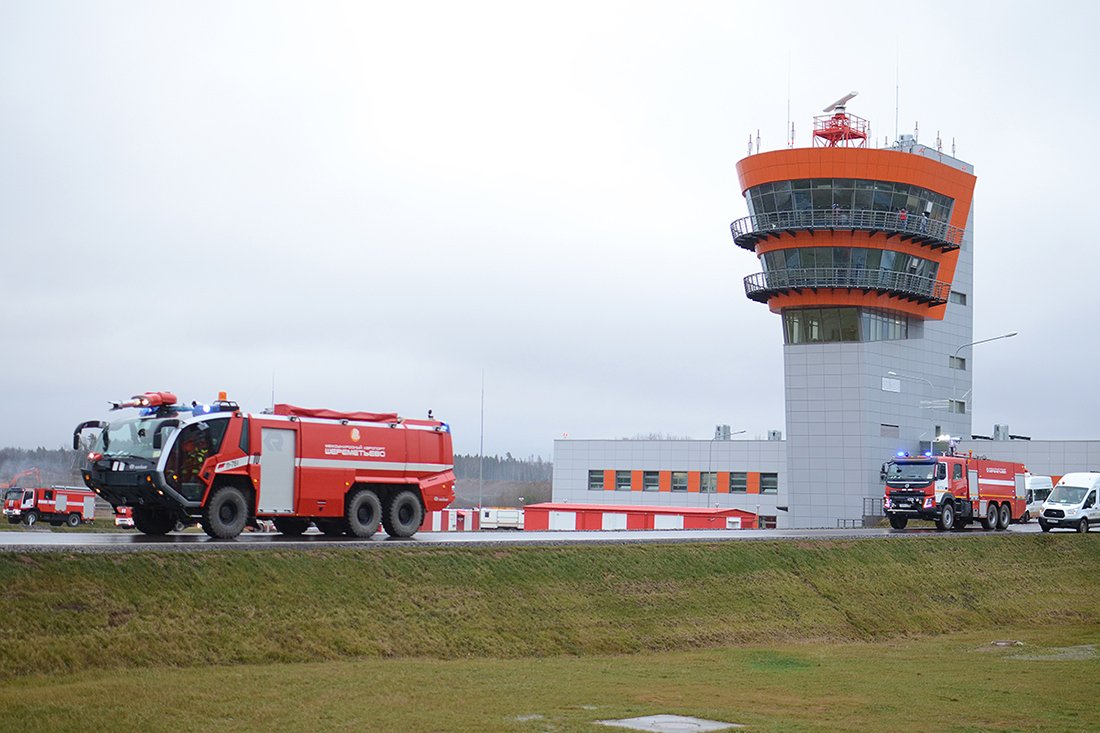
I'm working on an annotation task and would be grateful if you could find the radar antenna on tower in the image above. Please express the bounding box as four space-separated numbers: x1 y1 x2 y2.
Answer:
813 91 869 148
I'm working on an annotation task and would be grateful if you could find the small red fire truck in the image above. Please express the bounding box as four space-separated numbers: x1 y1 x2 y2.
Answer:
882 452 1027 531
74 391 455 539
3 485 97 527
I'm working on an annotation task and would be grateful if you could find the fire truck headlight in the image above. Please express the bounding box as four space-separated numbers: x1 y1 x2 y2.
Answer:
924 497 935 508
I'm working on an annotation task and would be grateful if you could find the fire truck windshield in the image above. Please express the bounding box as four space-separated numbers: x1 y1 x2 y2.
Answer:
1047 485 1088 505
4 489 21 503
886 462 935 482
97 417 179 460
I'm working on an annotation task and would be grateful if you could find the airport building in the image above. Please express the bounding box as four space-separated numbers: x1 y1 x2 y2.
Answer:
553 98 986 528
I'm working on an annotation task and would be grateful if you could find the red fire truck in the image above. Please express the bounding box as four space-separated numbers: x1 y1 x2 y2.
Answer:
882 453 1027 531
3 485 97 527
74 391 455 539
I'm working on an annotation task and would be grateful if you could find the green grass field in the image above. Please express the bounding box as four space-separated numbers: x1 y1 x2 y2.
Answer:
1 536 1097 731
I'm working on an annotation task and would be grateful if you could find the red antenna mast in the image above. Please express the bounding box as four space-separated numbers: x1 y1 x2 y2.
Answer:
813 91 869 148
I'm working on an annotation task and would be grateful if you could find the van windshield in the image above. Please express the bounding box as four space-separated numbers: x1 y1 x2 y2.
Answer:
1048 485 1087 505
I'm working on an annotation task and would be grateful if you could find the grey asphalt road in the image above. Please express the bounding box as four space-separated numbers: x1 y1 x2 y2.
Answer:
0 522 1048 553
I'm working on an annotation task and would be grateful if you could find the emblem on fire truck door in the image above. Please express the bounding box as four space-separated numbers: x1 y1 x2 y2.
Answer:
350 428 361 442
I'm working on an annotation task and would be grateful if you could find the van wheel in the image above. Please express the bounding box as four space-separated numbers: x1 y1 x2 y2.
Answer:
315 519 347 537
66 513 81 527
935 501 955 531
981 504 998 531
382 490 423 538
272 517 310 536
1078 518 1090 534
201 486 249 539
997 503 1012 530
888 514 908 530
1020 511 1030 523
346 489 382 538
132 506 175 535
1039 520 1051 532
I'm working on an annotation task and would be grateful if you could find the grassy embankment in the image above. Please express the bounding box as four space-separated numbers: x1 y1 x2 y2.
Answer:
1 536 1097 731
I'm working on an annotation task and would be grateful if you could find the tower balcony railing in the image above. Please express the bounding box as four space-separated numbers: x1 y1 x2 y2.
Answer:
743 267 951 305
730 208 964 252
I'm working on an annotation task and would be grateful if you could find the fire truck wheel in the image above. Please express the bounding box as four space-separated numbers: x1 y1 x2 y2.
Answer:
935 501 955 531
1079 518 1090 534
201 486 249 539
981 504 998 531
272 517 310 536
346 490 382 538
382 490 423 538
997 503 1012 531
66 513 82 527
132 506 175 535
23 510 38 527
888 514 908 530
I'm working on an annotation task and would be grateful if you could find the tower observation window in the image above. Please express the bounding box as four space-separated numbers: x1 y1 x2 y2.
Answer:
746 178 954 224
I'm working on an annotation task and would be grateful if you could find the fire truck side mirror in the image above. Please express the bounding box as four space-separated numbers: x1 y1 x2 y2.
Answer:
153 425 177 451
73 421 105 450
879 463 887 481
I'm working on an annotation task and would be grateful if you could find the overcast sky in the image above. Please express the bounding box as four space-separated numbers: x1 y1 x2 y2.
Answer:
2 1 1098 458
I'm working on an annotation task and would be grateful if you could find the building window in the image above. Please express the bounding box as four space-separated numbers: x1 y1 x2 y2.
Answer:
701 472 717 494
746 179 954 227
758 515 778 529
949 400 967 414
760 473 779 494
880 424 900 438
949 291 967 305
588 471 604 491
730 472 748 493
782 307 909 344
615 470 632 491
671 471 688 492
949 355 966 370
642 471 660 492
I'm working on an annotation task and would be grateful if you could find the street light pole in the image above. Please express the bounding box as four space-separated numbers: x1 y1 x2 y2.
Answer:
951 331 1019 413
887 370 939 450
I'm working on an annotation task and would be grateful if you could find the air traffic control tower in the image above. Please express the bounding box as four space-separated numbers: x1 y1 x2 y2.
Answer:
732 94 978 527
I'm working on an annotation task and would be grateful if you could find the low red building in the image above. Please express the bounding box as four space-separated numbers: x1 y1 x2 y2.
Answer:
523 503 757 531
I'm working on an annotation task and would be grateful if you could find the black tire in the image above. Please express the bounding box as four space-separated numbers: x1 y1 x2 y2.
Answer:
888 514 908 530
1039 520 1051 532
982 503 998 531
23 510 38 527
49 520 63 527
346 489 383 538
1078 518 1090 534
66 513 81 527
7 517 18 525
935 501 955 531
132 505 175 535
200 486 249 539
382 489 423 538
315 519 347 537
997 503 1012 531
273 517 311 536
1020 511 1031 524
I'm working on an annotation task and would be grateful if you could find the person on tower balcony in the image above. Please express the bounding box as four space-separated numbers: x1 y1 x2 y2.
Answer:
898 207 909 230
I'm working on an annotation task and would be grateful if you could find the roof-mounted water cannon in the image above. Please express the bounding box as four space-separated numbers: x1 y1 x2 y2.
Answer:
109 391 179 411
813 91 869 148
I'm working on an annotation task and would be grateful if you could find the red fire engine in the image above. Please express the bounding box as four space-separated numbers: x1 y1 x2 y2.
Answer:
3 484 97 527
882 453 1027 531
74 391 455 539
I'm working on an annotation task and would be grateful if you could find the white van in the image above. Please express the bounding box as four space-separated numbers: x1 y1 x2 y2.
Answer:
1022 474 1054 522
1039 473 1100 533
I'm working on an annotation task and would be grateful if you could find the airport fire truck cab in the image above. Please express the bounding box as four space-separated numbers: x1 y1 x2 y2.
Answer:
74 391 455 540
882 453 1027 531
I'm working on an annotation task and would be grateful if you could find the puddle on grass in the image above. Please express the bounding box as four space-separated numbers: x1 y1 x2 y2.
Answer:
598 714 744 731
